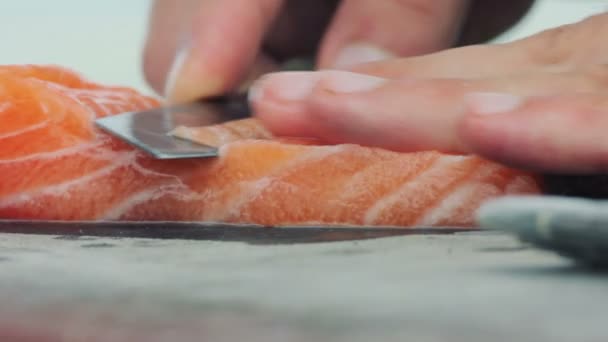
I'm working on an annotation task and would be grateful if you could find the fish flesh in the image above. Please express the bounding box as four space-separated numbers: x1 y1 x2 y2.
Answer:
0 65 540 227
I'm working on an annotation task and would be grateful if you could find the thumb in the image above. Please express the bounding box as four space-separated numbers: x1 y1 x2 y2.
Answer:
144 0 283 103
318 0 470 69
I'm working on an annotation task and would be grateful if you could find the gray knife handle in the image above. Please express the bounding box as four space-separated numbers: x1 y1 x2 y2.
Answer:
477 195 608 267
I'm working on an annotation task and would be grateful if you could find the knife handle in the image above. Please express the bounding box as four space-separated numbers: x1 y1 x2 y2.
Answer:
279 57 315 71
194 92 252 121
195 57 315 120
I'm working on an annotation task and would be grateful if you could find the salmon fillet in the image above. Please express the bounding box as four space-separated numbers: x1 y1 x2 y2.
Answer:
0 65 541 227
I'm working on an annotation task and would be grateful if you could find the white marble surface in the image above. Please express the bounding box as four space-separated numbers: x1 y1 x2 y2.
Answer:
0 0 604 94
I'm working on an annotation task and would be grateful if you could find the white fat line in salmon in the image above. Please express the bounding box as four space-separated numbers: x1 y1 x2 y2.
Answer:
205 144 347 222
46 82 158 120
505 176 538 193
336 153 437 204
0 119 50 140
0 140 110 163
99 184 206 220
0 151 138 207
0 101 11 112
415 162 502 226
363 156 469 226
129 158 192 188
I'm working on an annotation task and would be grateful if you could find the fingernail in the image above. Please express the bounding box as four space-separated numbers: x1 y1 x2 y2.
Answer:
465 92 523 115
321 71 387 93
248 71 386 103
250 71 321 102
333 43 395 69
165 44 223 103
247 76 266 103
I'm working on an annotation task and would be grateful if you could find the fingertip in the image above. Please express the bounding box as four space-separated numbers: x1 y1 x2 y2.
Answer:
142 0 195 96
164 45 226 103
318 0 469 70
321 42 396 69
250 94 318 139
247 70 388 142
157 0 284 103
247 71 326 138
249 70 387 103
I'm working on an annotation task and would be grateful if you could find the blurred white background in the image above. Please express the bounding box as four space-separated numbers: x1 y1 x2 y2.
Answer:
0 0 605 96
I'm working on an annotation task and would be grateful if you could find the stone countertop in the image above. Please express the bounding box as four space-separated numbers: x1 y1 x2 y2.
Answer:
0 230 606 342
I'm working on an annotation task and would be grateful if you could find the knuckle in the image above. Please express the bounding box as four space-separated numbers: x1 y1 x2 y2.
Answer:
521 13 608 67
521 25 573 66
416 79 469 98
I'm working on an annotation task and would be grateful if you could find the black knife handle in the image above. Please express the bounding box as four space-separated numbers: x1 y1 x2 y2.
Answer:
194 56 314 121
195 93 251 121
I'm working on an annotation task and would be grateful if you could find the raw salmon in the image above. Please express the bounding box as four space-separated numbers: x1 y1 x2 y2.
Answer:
0 65 541 227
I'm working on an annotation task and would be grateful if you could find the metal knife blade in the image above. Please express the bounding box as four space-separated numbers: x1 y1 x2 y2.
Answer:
94 93 250 159
0 220 476 244
95 57 315 160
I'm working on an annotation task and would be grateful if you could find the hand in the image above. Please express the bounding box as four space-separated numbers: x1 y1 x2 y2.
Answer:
142 0 532 103
250 13 608 174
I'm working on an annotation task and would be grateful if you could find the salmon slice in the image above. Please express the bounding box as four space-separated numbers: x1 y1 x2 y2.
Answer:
170 119 274 147
0 65 541 227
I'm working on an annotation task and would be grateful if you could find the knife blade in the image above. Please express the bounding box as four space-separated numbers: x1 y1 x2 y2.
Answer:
0 220 476 244
95 93 250 159
94 57 314 160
